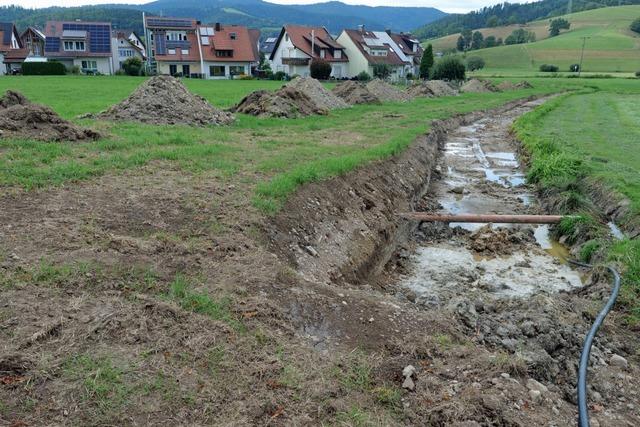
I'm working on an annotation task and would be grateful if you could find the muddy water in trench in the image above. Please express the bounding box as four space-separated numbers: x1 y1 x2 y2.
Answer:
401 98 583 301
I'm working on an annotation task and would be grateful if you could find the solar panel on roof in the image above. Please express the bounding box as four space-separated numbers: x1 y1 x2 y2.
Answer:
147 18 192 28
62 23 111 54
45 37 60 52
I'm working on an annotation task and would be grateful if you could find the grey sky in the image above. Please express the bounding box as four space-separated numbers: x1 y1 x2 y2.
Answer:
0 0 515 14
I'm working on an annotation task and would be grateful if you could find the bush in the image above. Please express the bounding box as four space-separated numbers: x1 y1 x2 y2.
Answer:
539 64 559 72
310 58 332 80
273 71 287 81
122 57 143 76
636 71 640 78
466 56 485 71
356 71 372 81
630 17 640 34
22 61 66 75
406 72 414 80
569 64 580 72
70 65 80 75
430 56 466 81
372 64 392 79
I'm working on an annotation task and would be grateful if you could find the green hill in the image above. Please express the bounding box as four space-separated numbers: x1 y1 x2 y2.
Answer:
437 6 640 73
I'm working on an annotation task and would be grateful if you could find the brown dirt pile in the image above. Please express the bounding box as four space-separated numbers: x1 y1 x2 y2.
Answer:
97 75 234 126
331 81 381 105
497 80 534 91
232 86 328 118
0 90 100 142
461 79 498 93
406 80 458 98
365 79 412 102
285 77 348 110
467 225 535 255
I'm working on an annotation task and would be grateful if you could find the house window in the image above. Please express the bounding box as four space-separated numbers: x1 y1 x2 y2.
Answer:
168 49 176 55
119 48 134 57
229 65 244 75
210 65 226 77
166 31 186 41
64 41 85 51
181 49 189 55
169 64 177 75
285 34 289 42
230 32 237 40
320 49 326 58
182 64 190 76
81 60 97 71
334 50 342 59
215 50 232 57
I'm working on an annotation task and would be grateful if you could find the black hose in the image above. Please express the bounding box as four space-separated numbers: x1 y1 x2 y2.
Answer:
568 260 621 427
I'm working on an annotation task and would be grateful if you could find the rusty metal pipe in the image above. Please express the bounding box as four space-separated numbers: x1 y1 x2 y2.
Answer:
400 213 568 224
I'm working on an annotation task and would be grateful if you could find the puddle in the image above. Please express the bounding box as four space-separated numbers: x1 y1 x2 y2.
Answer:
516 194 533 206
482 168 526 187
534 225 571 263
608 222 625 240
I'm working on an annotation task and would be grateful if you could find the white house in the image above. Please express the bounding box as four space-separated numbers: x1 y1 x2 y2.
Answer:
1 22 27 75
111 29 146 71
269 25 348 78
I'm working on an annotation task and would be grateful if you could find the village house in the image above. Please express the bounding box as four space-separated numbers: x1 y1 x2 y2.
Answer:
144 16 259 79
390 32 424 77
111 29 146 71
44 20 114 75
21 27 46 58
336 27 414 81
1 22 27 75
269 25 348 78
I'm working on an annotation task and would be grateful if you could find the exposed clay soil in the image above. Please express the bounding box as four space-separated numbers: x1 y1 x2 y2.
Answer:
285 77 348 110
366 79 412 102
2 97 638 426
332 80 381 105
231 86 328 118
406 80 458 98
97 76 235 126
0 91 100 142
461 79 499 93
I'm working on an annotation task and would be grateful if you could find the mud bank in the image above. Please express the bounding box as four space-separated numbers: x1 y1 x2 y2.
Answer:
268 97 539 288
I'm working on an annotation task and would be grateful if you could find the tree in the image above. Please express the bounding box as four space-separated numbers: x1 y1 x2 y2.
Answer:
310 58 332 80
549 18 570 37
487 15 500 27
496 37 503 46
466 56 485 71
630 17 640 34
461 28 473 49
356 71 372 81
456 35 465 52
122 57 143 76
372 64 392 79
484 36 497 48
471 31 484 50
431 56 466 81
420 44 434 79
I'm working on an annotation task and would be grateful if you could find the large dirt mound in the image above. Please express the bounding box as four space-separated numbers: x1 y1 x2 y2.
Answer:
497 80 534 91
0 90 100 142
231 86 328 118
407 80 458 98
98 76 234 126
285 77 348 110
461 79 498 93
365 79 412 102
331 81 381 105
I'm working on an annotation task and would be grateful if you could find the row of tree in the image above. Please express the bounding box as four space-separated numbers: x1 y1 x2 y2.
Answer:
455 28 536 52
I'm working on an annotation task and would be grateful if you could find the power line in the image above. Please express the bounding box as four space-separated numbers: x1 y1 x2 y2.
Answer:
578 36 590 76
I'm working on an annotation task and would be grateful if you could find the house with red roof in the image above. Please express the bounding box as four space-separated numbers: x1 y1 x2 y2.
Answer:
337 27 416 81
144 16 259 79
269 25 348 78
1 22 28 75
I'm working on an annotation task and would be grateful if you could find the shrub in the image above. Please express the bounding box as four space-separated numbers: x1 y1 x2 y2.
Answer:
636 71 640 78
273 71 287 81
420 44 434 79
372 64 392 79
406 72 414 80
570 64 580 72
630 17 640 34
430 56 466 81
356 71 371 81
70 65 80 75
22 61 66 75
466 56 485 71
539 64 559 72
310 58 332 80
122 57 143 76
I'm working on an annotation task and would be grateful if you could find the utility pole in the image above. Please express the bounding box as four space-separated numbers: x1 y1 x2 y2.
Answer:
578 36 590 77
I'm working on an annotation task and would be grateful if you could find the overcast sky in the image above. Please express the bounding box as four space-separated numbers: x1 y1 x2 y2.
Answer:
0 0 512 14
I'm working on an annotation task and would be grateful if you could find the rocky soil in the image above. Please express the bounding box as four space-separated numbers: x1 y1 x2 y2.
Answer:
0 90 100 142
232 86 328 118
97 76 235 126
332 80 381 105
286 77 348 110
366 79 412 102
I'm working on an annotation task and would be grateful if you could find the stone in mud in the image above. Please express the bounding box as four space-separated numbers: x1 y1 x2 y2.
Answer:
527 378 549 394
529 389 543 404
402 376 416 391
610 354 628 369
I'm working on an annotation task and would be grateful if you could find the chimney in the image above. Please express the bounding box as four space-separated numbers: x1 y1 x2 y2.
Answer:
358 25 365 33
385 29 391 35
215 23 221 32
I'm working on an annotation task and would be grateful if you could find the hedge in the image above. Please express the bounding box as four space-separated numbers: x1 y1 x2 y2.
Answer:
22 62 67 76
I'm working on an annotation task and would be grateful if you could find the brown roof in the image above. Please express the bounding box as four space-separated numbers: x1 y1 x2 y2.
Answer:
3 47 28 62
271 25 348 63
154 30 201 62
248 28 260 61
342 29 407 67
0 22 22 54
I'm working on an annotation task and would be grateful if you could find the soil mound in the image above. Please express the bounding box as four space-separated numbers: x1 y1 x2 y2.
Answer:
497 80 534 91
285 77 348 110
0 90 100 142
461 79 498 93
331 81 381 105
232 86 328 118
365 79 412 102
98 76 234 126
467 225 535 255
407 80 458 98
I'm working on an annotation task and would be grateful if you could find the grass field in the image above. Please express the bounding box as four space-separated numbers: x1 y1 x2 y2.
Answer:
427 5 640 73
513 81 640 322
0 75 577 212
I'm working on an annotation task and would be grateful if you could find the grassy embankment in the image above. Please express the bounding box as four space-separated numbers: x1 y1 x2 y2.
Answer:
513 79 640 323
0 75 581 214
426 5 640 75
